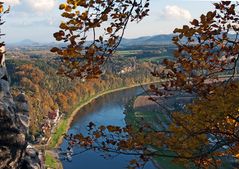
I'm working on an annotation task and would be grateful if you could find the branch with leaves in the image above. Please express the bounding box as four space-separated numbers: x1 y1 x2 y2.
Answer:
152 1 239 95
51 0 149 79
54 1 239 169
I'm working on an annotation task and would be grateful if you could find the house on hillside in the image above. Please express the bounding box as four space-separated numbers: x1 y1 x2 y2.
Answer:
48 109 60 124
41 120 51 143
41 121 51 135
103 56 137 75
117 58 137 75
118 66 135 74
39 109 60 144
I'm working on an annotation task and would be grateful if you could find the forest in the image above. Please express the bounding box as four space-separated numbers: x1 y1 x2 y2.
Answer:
7 57 156 138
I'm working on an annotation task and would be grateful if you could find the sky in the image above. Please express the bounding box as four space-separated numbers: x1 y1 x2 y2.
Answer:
1 0 218 43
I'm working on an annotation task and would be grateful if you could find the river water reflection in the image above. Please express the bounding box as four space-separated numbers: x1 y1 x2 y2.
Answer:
60 86 156 169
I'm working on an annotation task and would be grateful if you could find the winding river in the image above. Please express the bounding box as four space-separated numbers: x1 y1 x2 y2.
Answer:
60 86 156 169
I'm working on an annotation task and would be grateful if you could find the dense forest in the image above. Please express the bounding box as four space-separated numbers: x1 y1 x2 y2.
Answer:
6 57 156 137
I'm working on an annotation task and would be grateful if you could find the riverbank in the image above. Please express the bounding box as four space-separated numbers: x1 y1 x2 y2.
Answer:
45 81 161 169
124 92 184 169
53 81 161 148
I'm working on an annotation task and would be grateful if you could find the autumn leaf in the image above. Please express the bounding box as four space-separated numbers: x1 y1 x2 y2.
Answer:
59 3 67 10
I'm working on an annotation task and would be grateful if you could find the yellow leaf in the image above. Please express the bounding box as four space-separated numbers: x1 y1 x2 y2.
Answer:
81 11 88 20
59 4 66 10
59 22 68 30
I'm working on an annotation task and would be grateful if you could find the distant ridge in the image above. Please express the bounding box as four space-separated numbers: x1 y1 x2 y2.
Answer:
6 33 238 48
7 39 64 49
7 34 174 48
9 39 40 47
121 34 174 46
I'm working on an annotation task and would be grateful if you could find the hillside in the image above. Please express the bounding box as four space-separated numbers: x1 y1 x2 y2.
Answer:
6 56 156 140
7 34 174 49
121 34 174 46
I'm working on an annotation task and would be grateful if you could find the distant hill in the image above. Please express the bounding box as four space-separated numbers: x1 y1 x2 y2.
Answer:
121 33 237 47
7 34 174 48
7 40 65 50
121 34 174 46
6 33 238 49
9 39 40 47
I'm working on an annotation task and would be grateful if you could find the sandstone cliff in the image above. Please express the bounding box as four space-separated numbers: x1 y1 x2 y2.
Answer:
0 51 43 169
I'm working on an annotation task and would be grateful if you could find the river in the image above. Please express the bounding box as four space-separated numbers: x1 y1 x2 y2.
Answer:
60 86 156 169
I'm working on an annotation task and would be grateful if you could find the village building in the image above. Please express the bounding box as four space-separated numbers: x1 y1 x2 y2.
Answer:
48 109 60 124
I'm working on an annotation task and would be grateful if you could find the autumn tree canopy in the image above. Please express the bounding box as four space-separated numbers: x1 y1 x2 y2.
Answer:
58 1 239 169
157 1 239 95
51 0 149 79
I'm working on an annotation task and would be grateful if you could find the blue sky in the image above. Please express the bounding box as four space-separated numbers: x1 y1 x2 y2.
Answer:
2 0 217 43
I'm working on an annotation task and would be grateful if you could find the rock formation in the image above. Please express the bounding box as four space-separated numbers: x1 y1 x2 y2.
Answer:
0 48 43 169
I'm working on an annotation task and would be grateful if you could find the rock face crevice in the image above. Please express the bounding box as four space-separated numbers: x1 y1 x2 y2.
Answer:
0 49 43 169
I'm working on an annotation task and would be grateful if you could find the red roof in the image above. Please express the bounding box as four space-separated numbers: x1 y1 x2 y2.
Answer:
48 111 57 120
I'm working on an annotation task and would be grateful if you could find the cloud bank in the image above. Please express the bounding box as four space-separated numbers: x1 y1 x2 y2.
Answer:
3 0 56 13
3 0 20 6
26 0 56 13
162 5 192 20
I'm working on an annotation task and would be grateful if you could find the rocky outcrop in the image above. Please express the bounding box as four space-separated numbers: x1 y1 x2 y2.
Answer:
0 49 43 169
15 92 30 135
0 63 27 168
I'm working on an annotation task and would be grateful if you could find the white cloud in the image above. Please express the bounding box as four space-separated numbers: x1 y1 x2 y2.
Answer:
162 5 192 20
26 0 56 13
3 0 20 5
3 0 56 13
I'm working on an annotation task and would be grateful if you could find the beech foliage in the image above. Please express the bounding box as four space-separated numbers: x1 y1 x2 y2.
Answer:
59 1 239 169
51 0 149 79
